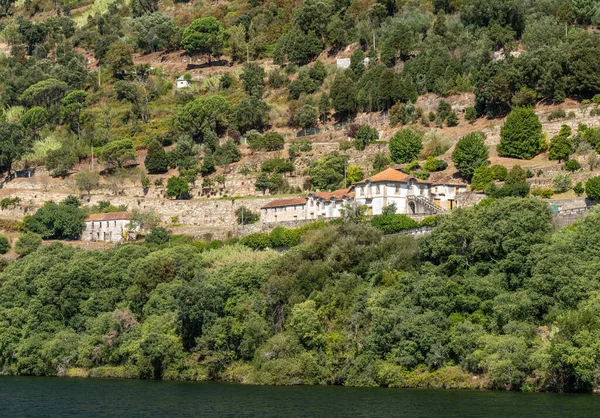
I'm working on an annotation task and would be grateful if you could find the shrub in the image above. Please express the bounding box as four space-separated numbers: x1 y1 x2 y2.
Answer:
248 131 285 151
471 166 495 191
586 176 600 200
465 107 477 123
452 132 489 180
446 111 459 127
498 107 543 160
506 166 527 185
491 165 508 181
214 140 241 166
0 234 9 254
14 232 42 256
354 125 379 150
565 159 581 172
371 214 419 234
548 126 573 162
422 156 448 172
552 173 572 193
389 128 423 164
145 227 170 245
166 176 189 199
574 181 585 196
486 182 530 198
235 206 260 225
75 171 100 196
261 158 294 174
531 188 554 199
547 109 566 121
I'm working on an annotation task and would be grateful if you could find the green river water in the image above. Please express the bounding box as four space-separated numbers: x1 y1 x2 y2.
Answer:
1 376 599 417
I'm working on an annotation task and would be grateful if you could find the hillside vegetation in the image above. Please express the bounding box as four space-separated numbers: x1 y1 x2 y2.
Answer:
2 198 600 392
2 0 600 203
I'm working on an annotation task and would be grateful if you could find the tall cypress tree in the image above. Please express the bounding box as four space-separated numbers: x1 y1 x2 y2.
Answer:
144 139 169 174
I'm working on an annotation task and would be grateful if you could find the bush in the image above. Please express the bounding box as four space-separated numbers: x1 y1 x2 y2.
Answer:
354 125 379 150
486 182 530 198
389 128 423 164
552 173 572 193
465 107 477 123
547 109 566 121
371 214 419 234
574 181 585 196
452 132 489 180
145 227 170 245
235 206 260 225
14 232 42 256
471 166 495 191
585 176 600 200
166 176 189 199
261 158 294 174
491 165 508 181
447 111 459 127
506 166 527 185
498 107 543 160
565 159 581 172
531 188 554 198
422 156 448 172
248 131 285 151
0 234 9 254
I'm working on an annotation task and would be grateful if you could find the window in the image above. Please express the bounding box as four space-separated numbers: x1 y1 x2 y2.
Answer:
376 185 380 194
395 185 400 193
456 187 460 195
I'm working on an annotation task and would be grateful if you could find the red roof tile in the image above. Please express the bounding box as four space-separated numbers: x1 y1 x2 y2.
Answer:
262 197 307 209
85 212 130 222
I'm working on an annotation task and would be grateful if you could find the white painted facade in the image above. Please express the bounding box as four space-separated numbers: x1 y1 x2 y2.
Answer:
82 212 138 243
176 76 191 89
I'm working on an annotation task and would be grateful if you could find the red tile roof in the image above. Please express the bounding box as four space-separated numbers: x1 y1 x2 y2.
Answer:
262 197 307 209
85 212 130 222
313 187 354 200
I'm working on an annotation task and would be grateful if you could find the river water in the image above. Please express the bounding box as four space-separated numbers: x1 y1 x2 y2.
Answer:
2 376 600 417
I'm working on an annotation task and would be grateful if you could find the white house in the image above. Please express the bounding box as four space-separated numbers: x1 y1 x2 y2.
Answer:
82 212 138 243
176 76 191 89
261 167 468 223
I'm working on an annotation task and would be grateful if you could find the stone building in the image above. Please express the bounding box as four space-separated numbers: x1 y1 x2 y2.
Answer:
261 167 468 222
82 212 137 243
176 76 191 89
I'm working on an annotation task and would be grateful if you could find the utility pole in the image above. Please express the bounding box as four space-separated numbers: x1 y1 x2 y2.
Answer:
98 65 101 88
91 146 94 171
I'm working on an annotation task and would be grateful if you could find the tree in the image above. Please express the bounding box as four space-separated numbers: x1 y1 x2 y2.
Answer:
0 124 28 176
145 226 170 244
235 206 260 225
330 72 358 117
318 93 331 124
255 172 271 193
176 95 231 140
61 90 88 140
46 147 78 178
99 139 136 169
293 104 318 129
506 165 527 185
0 234 9 254
553 173 572 193
274 27 322 65
214 140 241 166
309 152 347 190
14 232 42 256
498 107 543 159
452 132 490 181
389 128 423 164
585 176 600 201
350 48 365 79
233 96 269 134
75 170 100 195
565 159 581 173
548 125 573 162
181 17 225 66
574 181 584 196
346 165 364 184
354 125 379 150
19 78 68 108
471 166 495 191
105 40 134 78
145 139 169 174
21 106 47 140
132 13 179 54
22 200 86 240
372 151 391 172
240 62 266 97
166 176 189 199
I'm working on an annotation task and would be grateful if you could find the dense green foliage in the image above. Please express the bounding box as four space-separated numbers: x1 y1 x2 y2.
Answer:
4 198 600 392
389 128 423 164
498 108 543 160
452 132 489 181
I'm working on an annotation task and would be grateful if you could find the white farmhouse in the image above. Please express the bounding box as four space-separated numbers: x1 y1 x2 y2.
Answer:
261 167 468 223
82 212 137 243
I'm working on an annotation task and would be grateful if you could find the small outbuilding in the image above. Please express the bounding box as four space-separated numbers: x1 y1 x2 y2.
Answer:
176 76 191 89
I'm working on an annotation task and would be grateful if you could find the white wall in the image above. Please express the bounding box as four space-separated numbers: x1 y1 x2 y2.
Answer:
83 219 133 243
